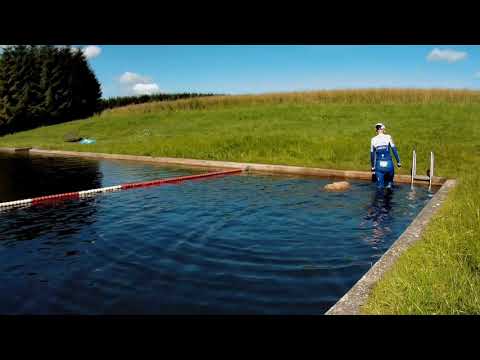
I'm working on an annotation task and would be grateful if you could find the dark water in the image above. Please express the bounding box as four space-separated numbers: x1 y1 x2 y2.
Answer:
0 153 435 314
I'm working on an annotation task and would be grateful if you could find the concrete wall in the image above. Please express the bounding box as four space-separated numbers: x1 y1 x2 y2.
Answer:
0 147 446 186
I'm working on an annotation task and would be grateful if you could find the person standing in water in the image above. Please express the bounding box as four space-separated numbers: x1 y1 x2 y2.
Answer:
370 123 401 189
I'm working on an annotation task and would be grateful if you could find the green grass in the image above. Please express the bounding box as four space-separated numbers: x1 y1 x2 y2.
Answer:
1 89 479 314
362 174 480 314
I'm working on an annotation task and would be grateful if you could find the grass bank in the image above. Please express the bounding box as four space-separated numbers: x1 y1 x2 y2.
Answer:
1 89 479 314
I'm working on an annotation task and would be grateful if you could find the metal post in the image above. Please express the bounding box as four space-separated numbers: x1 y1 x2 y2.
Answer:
411 149 416 188
429 151 434 190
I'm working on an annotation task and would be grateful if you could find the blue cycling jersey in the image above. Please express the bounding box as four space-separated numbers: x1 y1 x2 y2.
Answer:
370 134 400 168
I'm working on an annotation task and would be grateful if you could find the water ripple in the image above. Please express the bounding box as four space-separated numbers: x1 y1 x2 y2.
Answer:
0 153 434 314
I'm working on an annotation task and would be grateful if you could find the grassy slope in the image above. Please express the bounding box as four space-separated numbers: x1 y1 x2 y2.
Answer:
1 89 479 313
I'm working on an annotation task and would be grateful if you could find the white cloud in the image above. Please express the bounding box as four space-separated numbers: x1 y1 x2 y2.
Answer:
118 71 161 95
132 83 161 95
82 45 102 59
427 48 467 63
119 71 152 85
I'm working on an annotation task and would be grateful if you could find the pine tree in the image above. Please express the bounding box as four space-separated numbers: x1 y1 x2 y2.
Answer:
0 44 103 134
70 48 102 119
38 45 56 122
0 48 10 130
2 46 29 132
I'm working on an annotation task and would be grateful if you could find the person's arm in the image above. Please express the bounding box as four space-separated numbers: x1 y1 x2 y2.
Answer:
389 136 401 166
370 139 375 170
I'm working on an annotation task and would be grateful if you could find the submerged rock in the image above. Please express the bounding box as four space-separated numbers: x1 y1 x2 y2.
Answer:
324 181 351 192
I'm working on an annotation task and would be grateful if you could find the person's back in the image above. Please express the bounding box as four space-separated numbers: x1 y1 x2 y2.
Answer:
371 133 394 161
370 123 401 189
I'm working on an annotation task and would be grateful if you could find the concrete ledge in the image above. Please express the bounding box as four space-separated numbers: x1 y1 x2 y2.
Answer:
0 147 446 186
14 147 32 152
325 179 457 315
0 147 32 153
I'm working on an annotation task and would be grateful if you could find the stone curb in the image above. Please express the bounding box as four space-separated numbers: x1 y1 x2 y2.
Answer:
0 147 446 186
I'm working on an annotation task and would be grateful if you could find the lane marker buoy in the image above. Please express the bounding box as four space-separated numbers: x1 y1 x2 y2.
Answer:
0 168 242 210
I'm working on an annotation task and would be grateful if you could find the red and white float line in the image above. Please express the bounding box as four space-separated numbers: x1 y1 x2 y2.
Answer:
0 168 243 210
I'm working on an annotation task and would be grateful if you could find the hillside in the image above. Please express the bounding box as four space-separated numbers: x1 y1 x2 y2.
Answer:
1 88 480 314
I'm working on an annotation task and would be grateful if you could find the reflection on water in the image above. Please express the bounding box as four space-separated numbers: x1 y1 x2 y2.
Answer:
363 189 394 245
0 153 102 202
360 184 435 250
0 153 103 241
1 199 98 242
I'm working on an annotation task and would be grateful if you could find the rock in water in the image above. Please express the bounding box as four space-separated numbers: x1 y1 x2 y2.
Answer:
324 181 351 192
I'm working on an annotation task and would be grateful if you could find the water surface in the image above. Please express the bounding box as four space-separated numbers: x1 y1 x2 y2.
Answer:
0 153 435 314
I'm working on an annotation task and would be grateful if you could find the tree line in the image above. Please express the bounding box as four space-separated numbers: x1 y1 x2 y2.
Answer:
0 45 102 135
0 45 221 136
99 92 218 111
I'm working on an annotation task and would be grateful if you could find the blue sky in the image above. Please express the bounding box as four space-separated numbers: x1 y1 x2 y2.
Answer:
78 45 480 98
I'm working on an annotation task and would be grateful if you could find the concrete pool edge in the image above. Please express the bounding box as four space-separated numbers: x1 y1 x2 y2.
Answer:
325 178 457 315
0 146 456 313
0 147 446 186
